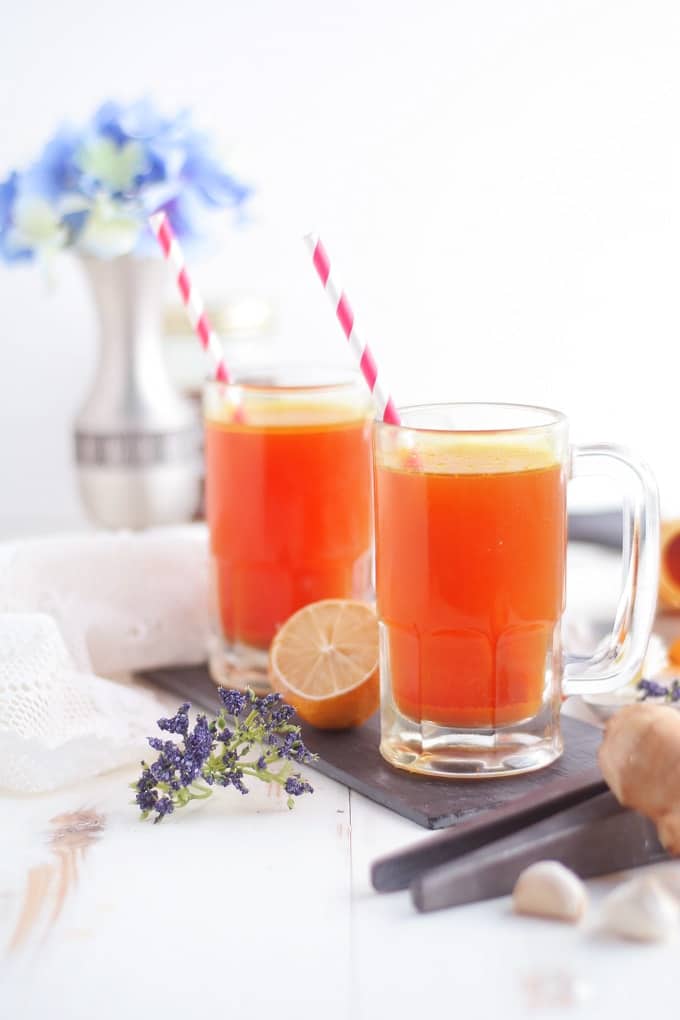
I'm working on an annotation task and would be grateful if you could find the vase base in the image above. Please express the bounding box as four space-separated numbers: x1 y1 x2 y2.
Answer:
77 464 201 529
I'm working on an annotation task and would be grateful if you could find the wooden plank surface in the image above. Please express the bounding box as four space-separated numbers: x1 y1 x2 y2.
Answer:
0 761 354 1019
2 718 680 1020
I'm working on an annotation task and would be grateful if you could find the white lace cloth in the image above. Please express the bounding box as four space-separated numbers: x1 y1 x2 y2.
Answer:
0 526 211 794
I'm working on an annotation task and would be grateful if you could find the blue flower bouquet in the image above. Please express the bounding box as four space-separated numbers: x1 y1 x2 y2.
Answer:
0 99 251 263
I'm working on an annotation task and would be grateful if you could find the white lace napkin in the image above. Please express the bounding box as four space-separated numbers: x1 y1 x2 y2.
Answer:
0 526 211 794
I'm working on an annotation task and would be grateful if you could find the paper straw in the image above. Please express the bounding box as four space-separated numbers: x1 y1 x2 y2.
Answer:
148 211 231 384
304 234 401 425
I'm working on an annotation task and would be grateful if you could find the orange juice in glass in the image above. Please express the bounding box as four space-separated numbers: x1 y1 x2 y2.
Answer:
204 369 374 690
375 403 659 777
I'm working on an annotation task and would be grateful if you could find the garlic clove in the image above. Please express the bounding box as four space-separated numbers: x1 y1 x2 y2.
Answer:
600 876 678 942
512 861 588 923
644 864 680 902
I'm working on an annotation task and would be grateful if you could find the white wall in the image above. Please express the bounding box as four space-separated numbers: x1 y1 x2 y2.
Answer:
1 0 679 530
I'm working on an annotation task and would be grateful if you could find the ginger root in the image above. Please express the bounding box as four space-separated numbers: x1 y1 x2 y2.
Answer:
598 703 680 855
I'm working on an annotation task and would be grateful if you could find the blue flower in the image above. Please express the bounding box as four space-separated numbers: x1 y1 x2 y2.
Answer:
5 190 68 262
0 173 31 262
75 136 148 197
135 768 160 814
154 797 175 822
184 714 212 764
22 126 82 202
638 678 670 700
157 703 190 736
94 98 168 144
76 193 141 257
0 98 252 263
284 776 314 797
218 688 249 717
136 787 158 812
134 191 209 256
228 771 249 795
182 143 252 209
637 676 680 704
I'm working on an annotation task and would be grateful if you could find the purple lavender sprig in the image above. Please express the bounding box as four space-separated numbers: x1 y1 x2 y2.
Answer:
132 688 317 823
637 678 680 703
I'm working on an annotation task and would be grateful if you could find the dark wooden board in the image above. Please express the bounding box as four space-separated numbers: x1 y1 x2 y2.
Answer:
140 664 604 830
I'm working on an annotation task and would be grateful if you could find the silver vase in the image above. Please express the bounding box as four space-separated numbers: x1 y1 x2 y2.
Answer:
75 255 202 529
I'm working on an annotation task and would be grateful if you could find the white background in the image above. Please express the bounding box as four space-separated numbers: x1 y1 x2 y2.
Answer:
0 0 679 530
1 12 678 1013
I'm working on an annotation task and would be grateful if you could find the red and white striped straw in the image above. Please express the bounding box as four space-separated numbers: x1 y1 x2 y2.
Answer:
304 234 400 425
148 211 231 384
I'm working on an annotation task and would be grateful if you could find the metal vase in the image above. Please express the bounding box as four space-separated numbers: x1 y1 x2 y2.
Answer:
75 255 201 529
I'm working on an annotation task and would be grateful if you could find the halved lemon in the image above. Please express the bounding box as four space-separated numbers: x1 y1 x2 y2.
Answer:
269 599 379 729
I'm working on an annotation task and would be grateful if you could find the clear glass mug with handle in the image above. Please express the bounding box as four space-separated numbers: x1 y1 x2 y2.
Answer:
374 403 660 778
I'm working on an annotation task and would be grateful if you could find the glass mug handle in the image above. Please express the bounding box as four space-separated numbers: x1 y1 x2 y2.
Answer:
563 444 660 695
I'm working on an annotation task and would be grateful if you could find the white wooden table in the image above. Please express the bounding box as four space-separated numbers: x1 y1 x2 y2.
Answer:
2 545 680 1018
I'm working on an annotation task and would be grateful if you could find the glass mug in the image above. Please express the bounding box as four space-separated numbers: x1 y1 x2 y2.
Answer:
204 368 374 690
374 403 659 778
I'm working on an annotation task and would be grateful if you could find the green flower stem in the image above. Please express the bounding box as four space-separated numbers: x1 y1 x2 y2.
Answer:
240 763 295 786
134 687 317 822
188 784 213 799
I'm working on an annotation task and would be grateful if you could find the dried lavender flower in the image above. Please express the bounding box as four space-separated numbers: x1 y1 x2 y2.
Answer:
132 688 317 823
637 678 680 703
157 702 191 735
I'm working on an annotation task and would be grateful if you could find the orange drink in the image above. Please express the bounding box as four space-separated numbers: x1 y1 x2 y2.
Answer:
376 451 565 729
204 373 373 688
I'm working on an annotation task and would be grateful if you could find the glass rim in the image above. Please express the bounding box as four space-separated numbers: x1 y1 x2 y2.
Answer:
203 364 370 396
377 401 567 436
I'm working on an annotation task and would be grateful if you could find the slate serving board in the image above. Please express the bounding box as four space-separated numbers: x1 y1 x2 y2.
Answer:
140 664 605 830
